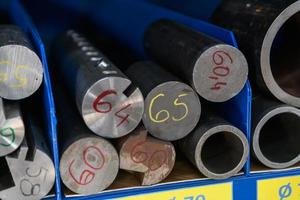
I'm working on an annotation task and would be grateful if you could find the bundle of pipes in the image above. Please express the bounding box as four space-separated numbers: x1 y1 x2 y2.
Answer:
211 0 300 169
0 24 54 199
51 28 249 196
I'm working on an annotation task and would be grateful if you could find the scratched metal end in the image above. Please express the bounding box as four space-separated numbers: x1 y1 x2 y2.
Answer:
0 98 6 127
193 44 248 102
194 125 249 179
60 137 119 194
253 106 300 169
0 138 55 200
0 45 43 100
143 81 201 141
0 102 25 157
119 128 176 185
81 76 144 138
261 1 300 107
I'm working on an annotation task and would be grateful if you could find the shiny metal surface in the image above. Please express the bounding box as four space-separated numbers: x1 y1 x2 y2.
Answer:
0 134 55 199
252 96 300 168
126 61 201 141
0 26 43 100
0 102 25 157
60 137 119 194
0 98 5 127
54 30 144 138
144 19 248 102
180 115 249 179
119 127 175 185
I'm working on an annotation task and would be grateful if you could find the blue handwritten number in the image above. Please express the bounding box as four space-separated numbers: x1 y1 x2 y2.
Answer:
196 195 206 200
279 183 292 200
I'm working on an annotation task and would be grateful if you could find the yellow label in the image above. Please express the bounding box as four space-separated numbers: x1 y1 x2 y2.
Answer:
258 175 300 200
118 182 232 200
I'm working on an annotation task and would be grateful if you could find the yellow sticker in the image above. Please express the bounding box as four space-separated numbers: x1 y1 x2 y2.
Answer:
257 175 300 200
118 182 232 200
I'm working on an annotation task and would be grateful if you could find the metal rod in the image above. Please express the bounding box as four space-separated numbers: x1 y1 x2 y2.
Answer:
0 98 6 127
54 83 119 194
0 101 25 157
0 25 43 100
252 96 300 168
53 30 144 138
126 61 201 141
212 0 300 107
0 113 55 200
179 113 249 179
144 19 248 102
119 126 176 185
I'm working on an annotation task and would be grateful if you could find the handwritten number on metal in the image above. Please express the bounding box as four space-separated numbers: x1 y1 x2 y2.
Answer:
0 127 15 147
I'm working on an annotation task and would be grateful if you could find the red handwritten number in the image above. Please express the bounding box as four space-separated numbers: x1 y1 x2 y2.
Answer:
209 50 233 91
130 142 167 171
93 90 117 113
68 145 105 185
93 90 132 127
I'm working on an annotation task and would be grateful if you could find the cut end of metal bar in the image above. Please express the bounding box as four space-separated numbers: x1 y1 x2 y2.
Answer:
0 45 43 100
193 44 248 102
0 140 55 200
119 128 176 185
253 106 300 168
143 81 201 141
82 76 144 138
195 125 248 179
0 102 25 157
60 137 119 194
261 1 300 107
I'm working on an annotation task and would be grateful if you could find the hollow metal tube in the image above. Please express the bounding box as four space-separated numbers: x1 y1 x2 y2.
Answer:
212 0 300 107
179 113 249 179
252 96 300 168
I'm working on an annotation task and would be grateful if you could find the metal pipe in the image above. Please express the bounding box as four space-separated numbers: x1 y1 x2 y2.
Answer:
0 25 43 100
119 126 176 185
144 19 248 102
53 30 144 138
126 61 201 141
0 113 55 200
252 96 300 168
0 101 25 157
179 113 249 179
212 0 300 107
54 83 119 194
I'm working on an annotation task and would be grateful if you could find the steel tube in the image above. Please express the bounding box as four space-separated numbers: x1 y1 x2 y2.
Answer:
126 61 201 141
119 126 176 185
252 96 300 168
54 84 119 194
53 30 144 138
179 113 249 179
144 19 248 102
0 113 55 200
0 101 25 157
212 0 300 107
0 25 43 100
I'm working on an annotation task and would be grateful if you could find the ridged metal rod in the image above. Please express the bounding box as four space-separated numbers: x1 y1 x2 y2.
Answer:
53 30 144 138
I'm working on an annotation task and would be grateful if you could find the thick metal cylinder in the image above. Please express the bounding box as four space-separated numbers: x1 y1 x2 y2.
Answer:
54 30 144 138
119 126 176 185
0 25 43 100
0 101 25 157
126 61 201 141
179 113 249 179
144 19 248 102
0 113 55 200
54 84 119 194
252 96 300 168
212 0 300 107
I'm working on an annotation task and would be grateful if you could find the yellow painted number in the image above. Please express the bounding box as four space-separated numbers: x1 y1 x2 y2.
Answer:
149 93 189 123
0 61 29 88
